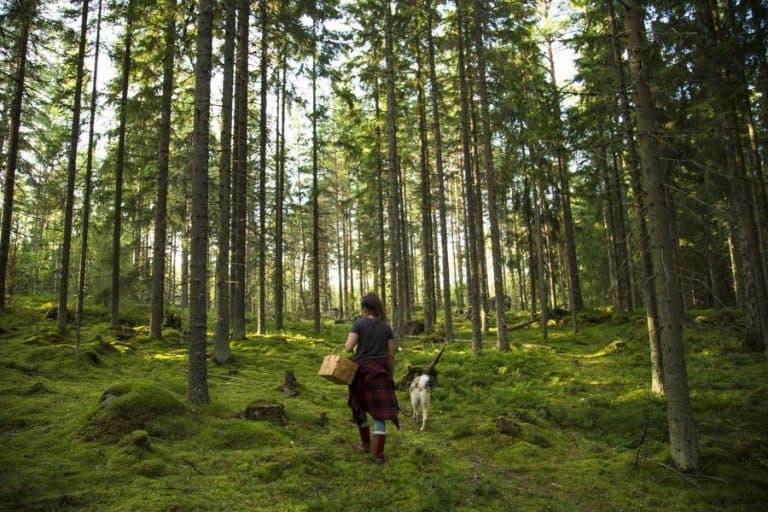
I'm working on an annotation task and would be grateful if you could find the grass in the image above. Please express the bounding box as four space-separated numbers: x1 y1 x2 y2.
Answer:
0 298 766 511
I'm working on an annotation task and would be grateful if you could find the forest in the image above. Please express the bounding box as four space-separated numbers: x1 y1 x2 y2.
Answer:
0 0 767 510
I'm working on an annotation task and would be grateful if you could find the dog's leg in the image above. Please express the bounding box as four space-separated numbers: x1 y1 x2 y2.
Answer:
420 391 430 431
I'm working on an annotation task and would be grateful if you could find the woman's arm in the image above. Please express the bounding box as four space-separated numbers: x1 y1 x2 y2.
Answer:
387 338 397 377
344 332 359 352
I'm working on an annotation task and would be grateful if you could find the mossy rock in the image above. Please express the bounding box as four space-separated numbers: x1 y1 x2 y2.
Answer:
23 381 53 395
80 382 187 441
120 429 152 450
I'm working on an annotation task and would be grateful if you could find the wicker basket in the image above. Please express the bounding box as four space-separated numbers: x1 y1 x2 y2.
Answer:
318 354 358 385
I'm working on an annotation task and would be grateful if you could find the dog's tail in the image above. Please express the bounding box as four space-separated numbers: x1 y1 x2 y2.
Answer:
425 347 445 374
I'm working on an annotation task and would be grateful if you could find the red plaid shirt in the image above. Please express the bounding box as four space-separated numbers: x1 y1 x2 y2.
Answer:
348 358 399 428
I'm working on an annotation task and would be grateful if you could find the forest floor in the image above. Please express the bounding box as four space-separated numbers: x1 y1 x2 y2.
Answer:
1 297 767 511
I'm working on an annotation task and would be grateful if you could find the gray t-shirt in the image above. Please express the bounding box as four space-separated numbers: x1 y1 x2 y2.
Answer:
350 316 395 361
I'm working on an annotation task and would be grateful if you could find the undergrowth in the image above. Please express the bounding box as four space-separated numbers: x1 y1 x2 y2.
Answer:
0 298 766 511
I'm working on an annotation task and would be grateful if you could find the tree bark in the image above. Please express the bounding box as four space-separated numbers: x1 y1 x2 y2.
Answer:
57 0 89 331
415 37 435 335
692 0 768 353
150 0 177 339
230 0 249 340
274 46 287 331
188 0 214 405
214 0 236 362
608 0 663 394
0 0 35 312
457 2 482 352
471 0 508 350
312 18 321 332
256 0 268 335
76 0 103 327
384 2 405 334
625 0 699 471
111 0 135 329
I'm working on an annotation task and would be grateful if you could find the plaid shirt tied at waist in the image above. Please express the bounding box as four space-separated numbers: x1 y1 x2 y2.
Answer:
348 357 400 429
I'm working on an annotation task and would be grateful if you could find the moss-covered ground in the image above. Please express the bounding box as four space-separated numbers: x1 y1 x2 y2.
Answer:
1 297 766 511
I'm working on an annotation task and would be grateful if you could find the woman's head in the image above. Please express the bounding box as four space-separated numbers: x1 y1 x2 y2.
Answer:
361 293 385 320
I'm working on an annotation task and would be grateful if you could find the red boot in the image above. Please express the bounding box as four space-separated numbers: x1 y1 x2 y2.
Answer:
355 426 370 452
373 433 386 464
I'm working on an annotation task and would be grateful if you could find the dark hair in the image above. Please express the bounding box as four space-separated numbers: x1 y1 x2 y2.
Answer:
361 293 386 320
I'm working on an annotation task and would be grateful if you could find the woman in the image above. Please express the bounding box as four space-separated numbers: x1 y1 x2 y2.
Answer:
344 293 399 464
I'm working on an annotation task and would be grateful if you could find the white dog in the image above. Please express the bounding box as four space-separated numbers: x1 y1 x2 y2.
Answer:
409 373 433 431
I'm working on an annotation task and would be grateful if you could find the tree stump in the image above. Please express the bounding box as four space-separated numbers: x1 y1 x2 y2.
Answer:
282 370 298 397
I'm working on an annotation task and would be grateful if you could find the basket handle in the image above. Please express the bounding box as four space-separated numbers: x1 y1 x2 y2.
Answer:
332 343 346 354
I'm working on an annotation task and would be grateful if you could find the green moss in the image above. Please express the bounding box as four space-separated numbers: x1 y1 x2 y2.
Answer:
80 382 187 441
0 299 766 511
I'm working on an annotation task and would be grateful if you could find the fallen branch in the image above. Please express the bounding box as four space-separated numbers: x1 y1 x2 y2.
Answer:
633 418 649 468
181 369 237 380
510 316 540 331
113 341 137 351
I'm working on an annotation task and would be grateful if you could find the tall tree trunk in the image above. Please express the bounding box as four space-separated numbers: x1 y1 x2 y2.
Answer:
384 2 405 334
150 0 177 339
625 0 699 471
611 151 633 311
312 18 321 332
76 0 103 327
57 0 89 331
415 38 435 334
188 0 213 405
257 0 268 334
181 198 189 308
543 36 583 314
532 176 548 340
214 0 235 362
693 0 768 352
457 2 482 352
111 0 135 329
523 177 537 318
0 0 35 312
274 46 287 331
469 96 490 334
608 0 663 394
374 76 386 306
230 0 249 340
471 0 508 350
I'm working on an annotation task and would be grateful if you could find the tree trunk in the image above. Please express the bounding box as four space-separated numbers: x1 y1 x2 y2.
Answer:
0 0 35 312
384 2 405 334
471 0 508 350
188 0 214 405
312 18 321 332
693 0 768 352
625 0 699 471
532 176 548 340
230 0 249 340
150 0 177 339
181 199 189 309
57 0 89 331
111 0 134 329
256 0 268 335
457 2 482 352
214 0 235 362
608 0 663 394
76 0 103 327
374 76 386 306
274 46 287 331
415 38 435 334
